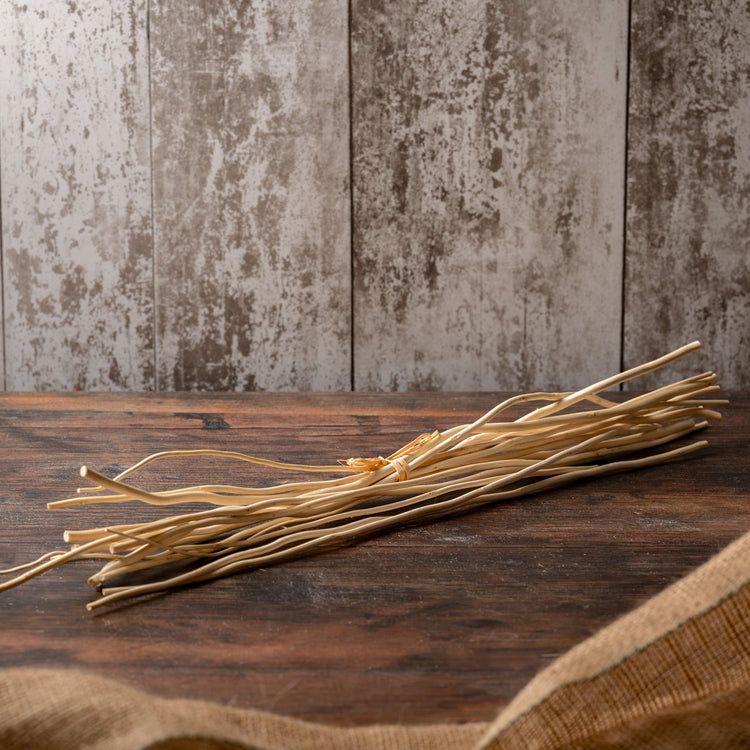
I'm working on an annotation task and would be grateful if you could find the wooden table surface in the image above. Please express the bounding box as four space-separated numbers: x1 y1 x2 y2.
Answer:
1 391 748 727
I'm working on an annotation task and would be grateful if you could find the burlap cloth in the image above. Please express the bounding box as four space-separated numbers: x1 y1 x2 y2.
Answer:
3 525 750 749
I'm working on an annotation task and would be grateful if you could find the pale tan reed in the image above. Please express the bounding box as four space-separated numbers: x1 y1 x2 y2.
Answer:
0 342 725 611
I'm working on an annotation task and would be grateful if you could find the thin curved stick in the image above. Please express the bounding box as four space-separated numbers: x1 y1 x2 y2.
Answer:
0 342 725 610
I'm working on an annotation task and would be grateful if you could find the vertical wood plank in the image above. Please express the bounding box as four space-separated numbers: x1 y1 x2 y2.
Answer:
151 0 351 391
625 2 750 389
0 0 154 390
351 0 628 391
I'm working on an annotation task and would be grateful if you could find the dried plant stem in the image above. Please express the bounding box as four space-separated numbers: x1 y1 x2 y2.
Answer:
0 342 726 610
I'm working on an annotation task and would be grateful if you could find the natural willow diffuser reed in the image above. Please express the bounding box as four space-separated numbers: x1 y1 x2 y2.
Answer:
0 342 724 610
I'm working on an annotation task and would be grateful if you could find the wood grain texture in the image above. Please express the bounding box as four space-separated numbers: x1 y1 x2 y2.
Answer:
351 0 628 391
0 391 746 725
625 1 750 389
150 0 351 391
0 0 155 390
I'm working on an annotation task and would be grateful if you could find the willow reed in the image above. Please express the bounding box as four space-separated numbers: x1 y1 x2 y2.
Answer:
0 342 725 610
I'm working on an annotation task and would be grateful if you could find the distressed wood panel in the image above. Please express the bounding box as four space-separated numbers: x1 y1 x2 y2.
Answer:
351 0 628 391
625 2 750 389
0 1 154 390
151 0 351 391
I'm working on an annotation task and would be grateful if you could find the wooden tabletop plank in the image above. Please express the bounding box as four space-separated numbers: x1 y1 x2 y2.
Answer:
0 391 747 726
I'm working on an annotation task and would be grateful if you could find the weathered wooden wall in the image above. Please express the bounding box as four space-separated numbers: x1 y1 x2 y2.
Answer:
0 0 350 392
150 0 351 391
0 0 748 392
351 0 627 390
624 0 750 390
0 1 154 390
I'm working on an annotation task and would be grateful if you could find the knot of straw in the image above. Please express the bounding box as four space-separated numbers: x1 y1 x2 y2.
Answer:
388 457 410 482
343 456 409 481
344 431 438 479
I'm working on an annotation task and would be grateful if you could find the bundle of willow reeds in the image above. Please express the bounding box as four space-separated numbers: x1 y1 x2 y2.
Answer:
0 342 725 610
